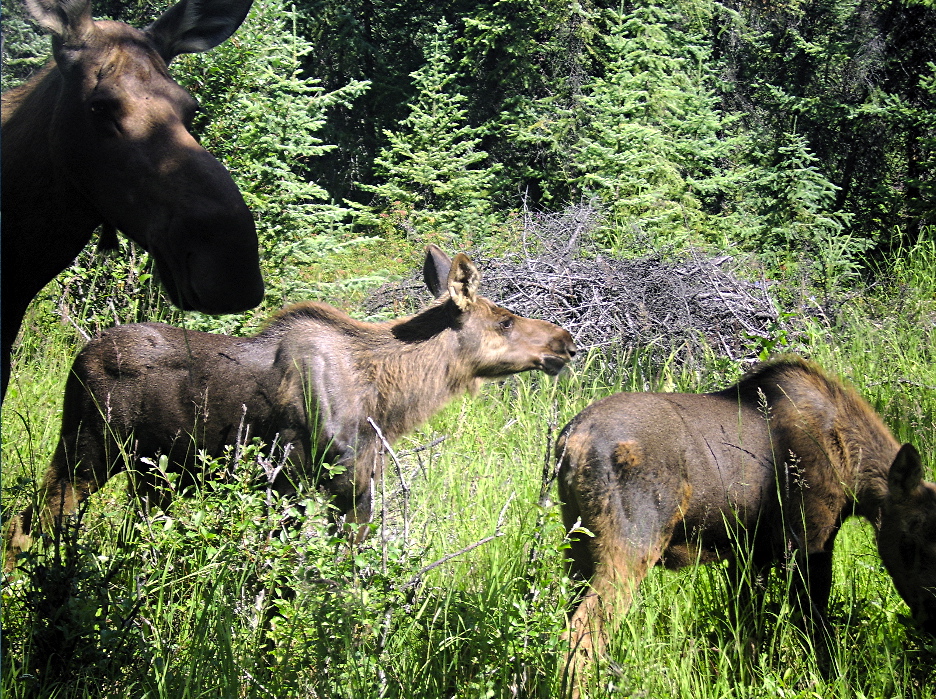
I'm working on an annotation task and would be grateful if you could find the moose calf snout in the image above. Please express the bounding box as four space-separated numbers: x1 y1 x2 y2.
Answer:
556 333 577 358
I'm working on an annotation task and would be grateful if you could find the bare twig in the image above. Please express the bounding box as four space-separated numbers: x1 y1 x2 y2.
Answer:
403 493 514 590
368 417 411 546
366 203 782 366
397 435 447 457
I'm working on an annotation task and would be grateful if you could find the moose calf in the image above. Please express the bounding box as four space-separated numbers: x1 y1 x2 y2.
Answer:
5 246 576 570
557 356 936 682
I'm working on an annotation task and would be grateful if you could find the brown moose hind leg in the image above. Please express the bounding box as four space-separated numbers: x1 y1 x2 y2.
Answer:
4 447 101 572
5 478 88 572
563 547 656 672
557 435 692 697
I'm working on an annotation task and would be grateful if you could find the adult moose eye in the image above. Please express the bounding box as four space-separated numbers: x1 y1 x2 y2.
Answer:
499 316 514 331
88 98 121 134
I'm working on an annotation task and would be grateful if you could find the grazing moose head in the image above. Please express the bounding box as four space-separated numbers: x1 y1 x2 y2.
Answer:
1 0 264 396
878 444 936 635
4 245 577 570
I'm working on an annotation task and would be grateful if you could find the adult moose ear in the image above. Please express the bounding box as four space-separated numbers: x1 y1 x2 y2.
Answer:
423 244 452 299
446 253 480 312
888 443 924 500
146 0 254 63
25 0 95 45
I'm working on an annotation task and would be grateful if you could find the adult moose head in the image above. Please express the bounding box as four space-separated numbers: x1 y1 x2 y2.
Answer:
1 0 265 397
4 246 578 571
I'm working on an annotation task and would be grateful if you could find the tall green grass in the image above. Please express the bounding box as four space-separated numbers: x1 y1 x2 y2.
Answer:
3 243 936 698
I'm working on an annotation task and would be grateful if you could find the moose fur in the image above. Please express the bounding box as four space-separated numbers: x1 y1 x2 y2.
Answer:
557 356 936 676
1 0 265 397
4 246 576 570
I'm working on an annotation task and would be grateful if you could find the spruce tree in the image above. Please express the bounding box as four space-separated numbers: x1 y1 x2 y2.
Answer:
753 131 865 292
174 0 370 323
353 19 501 246
565 2 745 244
1 0 55 91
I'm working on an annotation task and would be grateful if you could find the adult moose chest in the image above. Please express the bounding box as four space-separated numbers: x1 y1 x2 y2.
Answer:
1 0 265 397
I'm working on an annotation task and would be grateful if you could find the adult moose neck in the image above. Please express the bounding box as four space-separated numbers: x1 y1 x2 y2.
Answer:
2 64 105 310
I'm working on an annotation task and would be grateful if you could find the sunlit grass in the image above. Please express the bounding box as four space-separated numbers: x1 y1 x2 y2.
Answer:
3 243 936 698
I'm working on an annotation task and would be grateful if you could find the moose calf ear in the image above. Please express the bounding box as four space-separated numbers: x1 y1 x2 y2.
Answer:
888 443 924 499
147 0 254 62
423 244 452 299
26 0 94 44
447 253 480 312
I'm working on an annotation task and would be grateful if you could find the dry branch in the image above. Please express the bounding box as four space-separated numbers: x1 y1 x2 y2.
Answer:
367 204 780 365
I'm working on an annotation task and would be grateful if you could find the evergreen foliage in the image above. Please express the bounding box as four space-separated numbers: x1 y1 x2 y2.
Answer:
1 0 50 92
352 20 501 246
171 0 372 329
458 0 597 207
751 131 866 292
563 2 746 244
716 0 936 252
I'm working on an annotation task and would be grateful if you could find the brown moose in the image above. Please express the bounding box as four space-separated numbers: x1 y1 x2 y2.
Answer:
4 246 576 570
1 0 265 397
557 356 936 678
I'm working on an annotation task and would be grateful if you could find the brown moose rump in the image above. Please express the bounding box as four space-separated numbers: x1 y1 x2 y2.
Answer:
559 389 782 570
4 246 576 570
557 355 936 671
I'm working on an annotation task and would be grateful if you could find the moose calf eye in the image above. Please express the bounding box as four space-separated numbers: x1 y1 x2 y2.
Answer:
499 317 514 331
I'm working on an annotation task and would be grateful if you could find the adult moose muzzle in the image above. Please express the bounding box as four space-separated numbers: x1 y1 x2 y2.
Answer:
4 246 577 570
1 0 265 397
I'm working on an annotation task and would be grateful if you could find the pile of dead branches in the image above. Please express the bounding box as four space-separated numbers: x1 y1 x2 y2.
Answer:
366 204 780 363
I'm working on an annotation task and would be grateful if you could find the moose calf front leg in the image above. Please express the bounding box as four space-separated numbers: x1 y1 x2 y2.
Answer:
790 547 836 673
